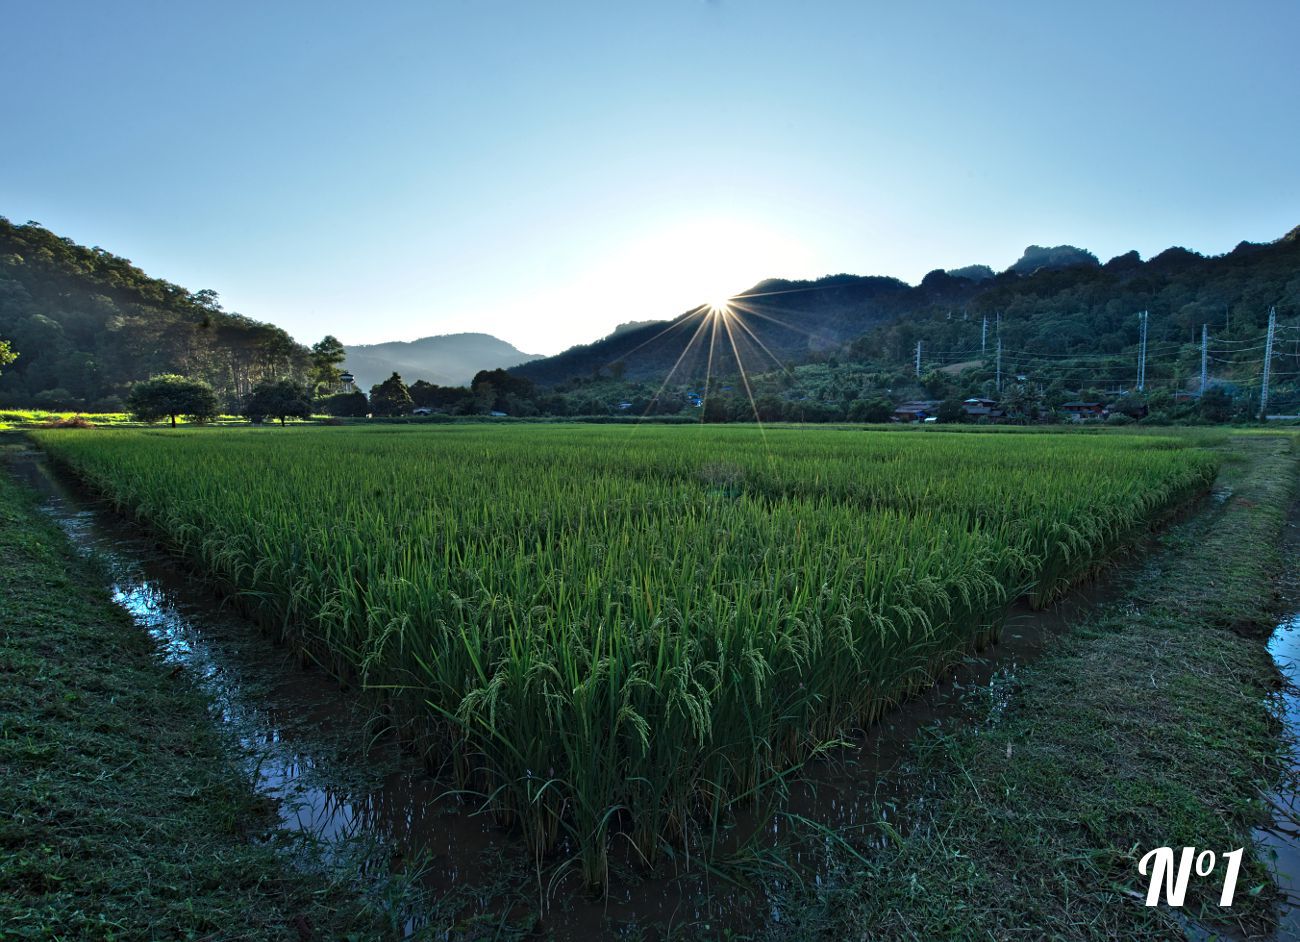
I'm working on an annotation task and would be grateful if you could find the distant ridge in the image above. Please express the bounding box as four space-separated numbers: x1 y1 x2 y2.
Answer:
344 332 541 388
511 224 1300 387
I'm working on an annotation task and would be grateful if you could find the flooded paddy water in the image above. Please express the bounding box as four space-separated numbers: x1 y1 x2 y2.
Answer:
3 446 1242 938
1255 500 1300 940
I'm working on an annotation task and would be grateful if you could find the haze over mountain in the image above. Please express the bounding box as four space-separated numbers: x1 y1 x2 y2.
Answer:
343 333 541 389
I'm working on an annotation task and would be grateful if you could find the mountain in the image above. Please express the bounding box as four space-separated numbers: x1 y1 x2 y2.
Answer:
512 274 917 386
946 264 995 282
1006 244 1100 275
0 216 309 408
512 227 1300 390
343 333 541 388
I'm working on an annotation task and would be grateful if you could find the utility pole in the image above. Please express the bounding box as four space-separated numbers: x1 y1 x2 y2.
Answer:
996 337 1003 393
1136 310 1149 392
1260 306 1277 419
1199 323 1208 396
981 314 988 354
915 340 922 377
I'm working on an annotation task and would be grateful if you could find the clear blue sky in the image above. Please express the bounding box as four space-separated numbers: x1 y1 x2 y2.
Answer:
3 1 1297 355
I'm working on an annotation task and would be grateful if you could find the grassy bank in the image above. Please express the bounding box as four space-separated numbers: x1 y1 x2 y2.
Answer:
768 434 1299 940
0 450 387 941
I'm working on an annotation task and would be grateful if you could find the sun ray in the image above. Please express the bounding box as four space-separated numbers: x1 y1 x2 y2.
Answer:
608 305 709 366
700 303 723 424
721 307 773 460
636 306 714 424
727 307 794 375
725 297 814 338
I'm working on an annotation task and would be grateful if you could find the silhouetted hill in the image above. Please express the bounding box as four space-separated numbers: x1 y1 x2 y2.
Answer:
513 274 914 385
0 216 308 408
1006 244 1100 275
947 264 995 282
513 227 1299 389
343 332 541 388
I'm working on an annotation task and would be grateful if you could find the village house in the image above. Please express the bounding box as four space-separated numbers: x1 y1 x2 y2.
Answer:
961 397 1005 421
1059 401 1107 421
892 400 940 422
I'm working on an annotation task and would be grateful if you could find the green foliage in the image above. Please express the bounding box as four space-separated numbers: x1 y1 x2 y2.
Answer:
321 389 369 417
0 337 15 376
309 335 347 394
846 396 893 422
369 372 413 416
410 379 473 413
0 217 309 408
937 397 966 423
126 374 218 426
34 425 1218 890
1200 385 1235 422
242 379 311 425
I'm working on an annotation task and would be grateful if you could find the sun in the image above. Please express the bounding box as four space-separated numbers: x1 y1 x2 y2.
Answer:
708 296 732 316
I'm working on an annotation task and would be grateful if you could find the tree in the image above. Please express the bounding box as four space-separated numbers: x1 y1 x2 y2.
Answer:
243 379 311 425
309 335 347 393
936 397 966 423
321 390 369 417
1198 386 1234 423
847 396 893 423
127 374 219 427
369 372 413 416
0 338 16 377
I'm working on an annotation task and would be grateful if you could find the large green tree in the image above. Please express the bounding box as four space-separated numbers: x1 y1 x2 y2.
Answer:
369 372 413 416
242 379 311 425
321 390 369 417
126 375 218 427
309 335 347 394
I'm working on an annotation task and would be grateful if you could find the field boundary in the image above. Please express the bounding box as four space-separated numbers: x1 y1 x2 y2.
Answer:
765 433 1299 939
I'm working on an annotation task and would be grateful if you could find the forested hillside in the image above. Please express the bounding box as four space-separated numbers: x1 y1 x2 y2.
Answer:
512 274 917 385
513 228 1300 397
0 217 309 408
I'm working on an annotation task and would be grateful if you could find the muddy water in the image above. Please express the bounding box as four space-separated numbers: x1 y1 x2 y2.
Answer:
6 449 1128 938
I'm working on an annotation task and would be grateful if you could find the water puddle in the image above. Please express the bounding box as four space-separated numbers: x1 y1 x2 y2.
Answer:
4 449 1137 938
1256 505 1300 940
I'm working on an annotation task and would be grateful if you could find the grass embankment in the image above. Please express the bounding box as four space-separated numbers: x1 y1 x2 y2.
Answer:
0 457 386 940
771 434 1298 940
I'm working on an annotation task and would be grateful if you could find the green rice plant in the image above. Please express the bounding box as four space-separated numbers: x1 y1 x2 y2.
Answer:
31 424 1217 887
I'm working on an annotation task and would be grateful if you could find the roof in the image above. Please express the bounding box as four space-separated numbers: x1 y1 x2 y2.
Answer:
894 400 940 411
1060 401 1103 408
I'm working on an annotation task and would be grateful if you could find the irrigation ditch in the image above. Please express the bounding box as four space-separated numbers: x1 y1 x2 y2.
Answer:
5 433 1300 939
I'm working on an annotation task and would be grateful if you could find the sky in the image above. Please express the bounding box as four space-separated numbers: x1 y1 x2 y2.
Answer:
3 1 1298 356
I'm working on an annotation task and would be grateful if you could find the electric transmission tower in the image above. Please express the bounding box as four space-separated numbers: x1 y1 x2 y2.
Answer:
1136 310 1149 392
1199 323 1208 396
1260 306 1277 419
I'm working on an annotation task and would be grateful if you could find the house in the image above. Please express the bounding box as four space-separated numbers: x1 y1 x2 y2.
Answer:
616 401 633 411
489 410 508 417
961 398 1005 421
1059 401 1106 420
411 406 433 416
892 400 940 422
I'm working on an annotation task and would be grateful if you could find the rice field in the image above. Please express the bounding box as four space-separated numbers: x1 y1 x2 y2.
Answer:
31 424 1217 886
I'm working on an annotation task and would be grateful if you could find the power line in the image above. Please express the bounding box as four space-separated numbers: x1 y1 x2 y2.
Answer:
1260 306 1277 419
